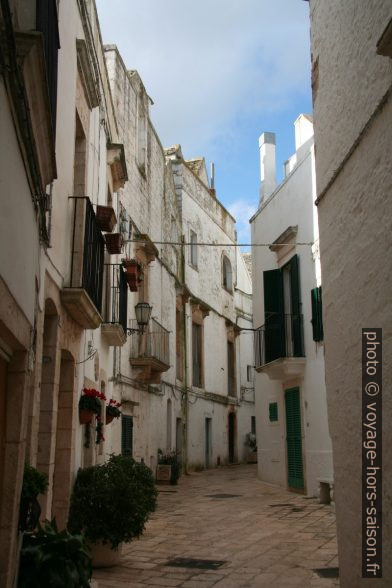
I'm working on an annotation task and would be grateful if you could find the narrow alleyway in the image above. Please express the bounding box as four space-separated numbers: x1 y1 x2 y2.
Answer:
93 465 339 587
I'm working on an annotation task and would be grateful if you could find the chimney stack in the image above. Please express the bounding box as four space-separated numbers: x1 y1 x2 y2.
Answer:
259 132 276 205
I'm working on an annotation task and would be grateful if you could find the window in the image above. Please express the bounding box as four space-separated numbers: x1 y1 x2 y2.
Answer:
222 255 233 292
176 308 183 381
227 341 236 396
190 231 198 268
121 415 133 456
192 323 203 387
251 416 256 435
36 0 60 139
263 254 303 363
311 286 323 342
136 92 148 174
269 402 278 422
247 365 253 382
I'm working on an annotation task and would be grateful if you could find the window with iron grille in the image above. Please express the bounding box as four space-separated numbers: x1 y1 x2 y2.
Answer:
269 402 278 422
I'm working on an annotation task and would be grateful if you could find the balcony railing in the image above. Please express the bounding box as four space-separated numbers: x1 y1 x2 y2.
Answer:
61 197 104 329
104 264 128 333
255 313 304 369
129 318 170 369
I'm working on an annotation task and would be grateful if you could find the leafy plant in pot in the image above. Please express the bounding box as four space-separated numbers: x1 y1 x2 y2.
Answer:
79 387 105 424
244 432 257 463
18 519 92 588
68 454 157 567
19 464 48 532
157 449 181 485
106 398 122 424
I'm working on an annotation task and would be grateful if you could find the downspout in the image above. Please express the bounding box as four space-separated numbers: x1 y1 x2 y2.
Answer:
181 235 189 473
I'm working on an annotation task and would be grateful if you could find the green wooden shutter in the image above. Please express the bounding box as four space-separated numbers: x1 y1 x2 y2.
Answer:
121 415 133 456
285 388 304 489
263 269 284 363
269 402 278 422
288 255 303 356
311 286 324 342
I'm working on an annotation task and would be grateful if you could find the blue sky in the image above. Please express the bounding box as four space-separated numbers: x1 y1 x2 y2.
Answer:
96 0 312 246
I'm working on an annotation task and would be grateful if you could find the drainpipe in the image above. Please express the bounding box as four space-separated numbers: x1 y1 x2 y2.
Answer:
180 235 189 473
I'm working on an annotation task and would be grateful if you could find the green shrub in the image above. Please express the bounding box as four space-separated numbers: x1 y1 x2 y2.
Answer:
18 519 91 588
68 454 157 550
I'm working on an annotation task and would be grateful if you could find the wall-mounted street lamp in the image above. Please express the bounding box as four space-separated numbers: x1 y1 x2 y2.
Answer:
126 302 152 335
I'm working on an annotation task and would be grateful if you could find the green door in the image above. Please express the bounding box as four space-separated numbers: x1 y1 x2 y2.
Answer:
285 388 304 490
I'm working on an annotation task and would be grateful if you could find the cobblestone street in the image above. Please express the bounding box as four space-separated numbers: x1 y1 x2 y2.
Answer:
93 465 339 588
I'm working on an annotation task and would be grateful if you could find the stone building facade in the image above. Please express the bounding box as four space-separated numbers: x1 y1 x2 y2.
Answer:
250 115 333 497
0 1 254 584
308 2 392 586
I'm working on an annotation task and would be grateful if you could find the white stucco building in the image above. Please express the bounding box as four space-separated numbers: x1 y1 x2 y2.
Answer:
250 115 333 496
308 2 392 585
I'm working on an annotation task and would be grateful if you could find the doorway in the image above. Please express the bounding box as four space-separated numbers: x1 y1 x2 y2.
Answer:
228 412 236 464
0 356 7 509
205 418 212 468
285 387 304 490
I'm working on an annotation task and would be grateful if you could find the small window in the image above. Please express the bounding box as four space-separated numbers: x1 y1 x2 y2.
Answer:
269 402 278 422
192 322 203 387
311 286 323 342
222 255 233 291
247 365 253 382
190 231 198 268
227 341 236 396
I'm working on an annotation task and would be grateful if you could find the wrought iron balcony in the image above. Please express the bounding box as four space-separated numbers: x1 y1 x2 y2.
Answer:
101 265 128 346
254 313 305 380
129 318 170 383
61 197 104 329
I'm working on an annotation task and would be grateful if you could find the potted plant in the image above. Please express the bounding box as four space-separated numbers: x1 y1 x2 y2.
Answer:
18 519 92 587
78 388 105 424
68 454 157 567
122 259 143 292
244 432 257 463
95 205 117 232
19 464 49 532
104 232 123 254
106 399 122 424
157 450 181 485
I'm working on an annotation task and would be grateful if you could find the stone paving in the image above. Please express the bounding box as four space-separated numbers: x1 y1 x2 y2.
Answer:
93 465 339 587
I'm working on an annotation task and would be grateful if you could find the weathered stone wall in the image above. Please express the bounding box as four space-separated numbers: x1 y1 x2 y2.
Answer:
310 1 392 585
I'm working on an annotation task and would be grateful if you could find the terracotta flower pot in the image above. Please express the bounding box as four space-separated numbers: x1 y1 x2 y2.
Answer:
96 205 117 232
106 414 114 425
105 233 123 254
79 409 94 425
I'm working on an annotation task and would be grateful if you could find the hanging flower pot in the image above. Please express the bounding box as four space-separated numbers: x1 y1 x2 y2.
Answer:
106 400 122 424
105 233 123 254
122 259 142 292
79 409 94 425
79 388 106 425
96 205 117 232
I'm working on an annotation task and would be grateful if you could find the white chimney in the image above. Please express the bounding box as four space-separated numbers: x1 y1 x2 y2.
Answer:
259 132 276 205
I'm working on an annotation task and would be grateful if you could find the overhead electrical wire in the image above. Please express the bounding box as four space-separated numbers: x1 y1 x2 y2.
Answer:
125 240 314 248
